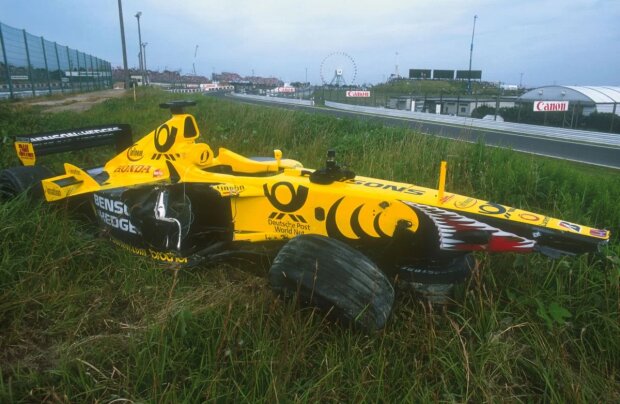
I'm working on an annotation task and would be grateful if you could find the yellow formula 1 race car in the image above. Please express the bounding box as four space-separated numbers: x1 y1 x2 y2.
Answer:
0 101 610 330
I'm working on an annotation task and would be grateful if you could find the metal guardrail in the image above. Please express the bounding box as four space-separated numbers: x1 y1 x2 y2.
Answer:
326 101 620 149
0 21 112 99
232 93 314 106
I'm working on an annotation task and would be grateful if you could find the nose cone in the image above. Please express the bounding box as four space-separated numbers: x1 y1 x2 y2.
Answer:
531 226 608 257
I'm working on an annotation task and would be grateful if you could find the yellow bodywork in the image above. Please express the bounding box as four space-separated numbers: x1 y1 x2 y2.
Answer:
39 112 610 246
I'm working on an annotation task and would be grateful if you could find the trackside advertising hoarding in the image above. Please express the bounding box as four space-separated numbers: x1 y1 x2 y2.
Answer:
346 90 371 97
534 101 569 112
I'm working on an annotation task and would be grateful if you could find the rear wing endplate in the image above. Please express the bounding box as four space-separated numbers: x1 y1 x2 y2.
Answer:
14 124 132 166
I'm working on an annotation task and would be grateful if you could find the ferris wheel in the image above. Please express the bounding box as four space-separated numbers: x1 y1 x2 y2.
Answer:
320 52 357 86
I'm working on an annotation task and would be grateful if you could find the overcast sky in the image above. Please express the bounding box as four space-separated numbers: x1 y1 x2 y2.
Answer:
1 0 618 86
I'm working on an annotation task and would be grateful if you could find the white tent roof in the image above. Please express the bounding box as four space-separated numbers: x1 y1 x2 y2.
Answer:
563 86 620 103
520 85 620 103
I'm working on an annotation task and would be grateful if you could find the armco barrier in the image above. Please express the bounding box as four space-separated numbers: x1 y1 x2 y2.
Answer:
325 101 620 148
232 93 314 107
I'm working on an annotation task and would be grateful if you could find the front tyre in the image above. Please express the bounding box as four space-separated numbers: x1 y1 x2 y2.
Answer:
268 234 394 331
397 254 476 304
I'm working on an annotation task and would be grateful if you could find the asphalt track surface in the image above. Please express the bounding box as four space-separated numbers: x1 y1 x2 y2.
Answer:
216 93 620 170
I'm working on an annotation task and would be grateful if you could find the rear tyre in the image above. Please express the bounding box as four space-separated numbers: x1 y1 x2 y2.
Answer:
0 166 53 202
268 234 394 331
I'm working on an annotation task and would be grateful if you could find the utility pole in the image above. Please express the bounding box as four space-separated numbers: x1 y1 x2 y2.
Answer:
467 15 478 95
135 11 144 85
395 51 399 78
192 45 198 76
117 0 130 88
142 42 148 84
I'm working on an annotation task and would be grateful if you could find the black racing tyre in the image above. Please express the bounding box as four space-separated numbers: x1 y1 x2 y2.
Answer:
398 254 476 284
268 234 395 331
0 165 53 202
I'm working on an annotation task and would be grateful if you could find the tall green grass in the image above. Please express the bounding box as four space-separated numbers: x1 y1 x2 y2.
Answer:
0 89 618 402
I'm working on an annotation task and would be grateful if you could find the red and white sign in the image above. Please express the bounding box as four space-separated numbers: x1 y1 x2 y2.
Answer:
275 86 296 93
346 90 371 98
534 101 569 112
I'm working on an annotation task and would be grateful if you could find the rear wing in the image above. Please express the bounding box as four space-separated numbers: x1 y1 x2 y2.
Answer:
13 124 132 166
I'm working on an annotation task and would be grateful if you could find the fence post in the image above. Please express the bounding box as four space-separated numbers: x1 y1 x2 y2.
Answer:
97 58 102 89
53 42 63 93
96 58 101 90
22 29 35 96
76 51 82 92
88 54 94 90
88 54 94 91
0 23 14 98
109 62 112 88
41 37 52 95
494 93 500 121
65 47 74 92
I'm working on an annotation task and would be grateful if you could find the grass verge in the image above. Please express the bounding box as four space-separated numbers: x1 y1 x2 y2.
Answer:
0 88 618 402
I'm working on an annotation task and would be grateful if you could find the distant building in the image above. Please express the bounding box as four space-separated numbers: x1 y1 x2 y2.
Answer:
387 96 515 116
519 86 620 116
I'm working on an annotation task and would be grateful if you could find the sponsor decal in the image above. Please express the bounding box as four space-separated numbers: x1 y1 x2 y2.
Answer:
346 90 371 98
153 169 164 177
519 213 540 221
268 215 311 235
28 126 123 143
148 249 188 264
504 207 516 219
154 124 177 152
478 202 507 215
454 197 477 209
16 143 35 160
589 228 608 238
93 194 138 234
534 101 569 112
113 164 152 174
111 239 188 263
324 198 391 241
263 182 309 212
46 187 61 197
269 212 307 223
96 210 137 234
126 145 143 161
342 178 425 196
439 194 455 204
151 153 181 161
111 238 147 256
200 149 210 164
541 216 550 226
213 184 245 196
559 221 581 233
275 86 295 93
67 167 82 176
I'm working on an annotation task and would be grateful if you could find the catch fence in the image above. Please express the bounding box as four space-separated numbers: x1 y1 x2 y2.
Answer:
0 21 112 99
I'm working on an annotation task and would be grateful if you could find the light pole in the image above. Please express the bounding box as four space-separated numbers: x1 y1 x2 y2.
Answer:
467 15 478 95
142 42 148 85
395 51 399 78
135 11 144 85
117 0 130 88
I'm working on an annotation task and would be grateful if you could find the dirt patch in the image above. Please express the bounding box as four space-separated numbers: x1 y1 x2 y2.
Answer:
22 89 128 113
